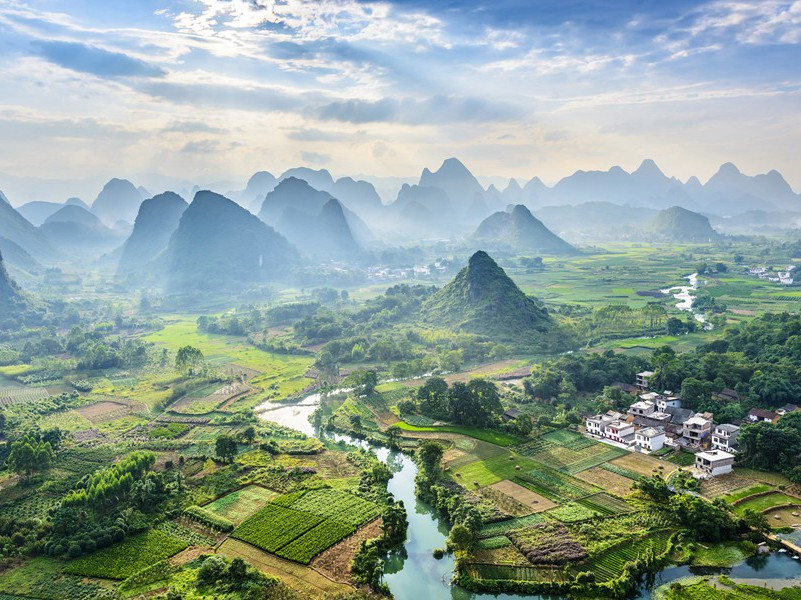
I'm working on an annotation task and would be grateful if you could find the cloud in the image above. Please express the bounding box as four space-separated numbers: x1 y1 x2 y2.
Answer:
32 40 165 78
300 151 331 165
286 128 350 141
162 121 226 134
315 95 523 124
181 139 219 153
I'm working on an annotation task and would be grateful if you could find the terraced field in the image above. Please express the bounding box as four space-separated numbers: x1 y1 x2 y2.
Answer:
581 531 673 582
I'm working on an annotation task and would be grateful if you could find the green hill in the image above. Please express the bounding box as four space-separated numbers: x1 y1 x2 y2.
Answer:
166 191 300 293
473 204 576 254
421 250 553 343
646 206 719 242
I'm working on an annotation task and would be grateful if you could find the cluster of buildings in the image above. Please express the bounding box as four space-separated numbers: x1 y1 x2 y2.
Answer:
585 371 799 478
746 265 795 285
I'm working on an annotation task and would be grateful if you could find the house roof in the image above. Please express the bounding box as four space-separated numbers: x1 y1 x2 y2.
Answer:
716 388 739 400
716 423 740 433
685 415 712 426
504 408 522 418
666 407 695 424
779 404 799 413
637 371 654 377
696 449 734 462
636 427 664 438
748 408 778 420
630 400 655 410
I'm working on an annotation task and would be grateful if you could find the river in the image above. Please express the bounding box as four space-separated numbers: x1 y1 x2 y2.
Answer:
661 273 711 328
257 392 801 599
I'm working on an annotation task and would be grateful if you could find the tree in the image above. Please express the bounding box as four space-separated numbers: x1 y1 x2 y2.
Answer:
634 475 673 503
447 523 475 553
386 425 401 447
215 435 238 463
241 426 256 445
381 500 408 545
417 441 444 472
175 346 204 375
347 369 378 396
7 438 54 479
417 377 448 419
349 414 362 429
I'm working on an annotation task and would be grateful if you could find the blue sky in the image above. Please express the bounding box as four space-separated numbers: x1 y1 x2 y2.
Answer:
0 0 799 197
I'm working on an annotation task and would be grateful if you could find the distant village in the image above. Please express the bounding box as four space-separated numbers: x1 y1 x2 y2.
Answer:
746 265 796 285
585 371 799 478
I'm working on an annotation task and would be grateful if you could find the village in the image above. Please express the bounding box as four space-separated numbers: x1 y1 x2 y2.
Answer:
585 371 800 478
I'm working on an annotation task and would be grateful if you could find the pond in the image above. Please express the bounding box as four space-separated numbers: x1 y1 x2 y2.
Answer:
258 392 801 599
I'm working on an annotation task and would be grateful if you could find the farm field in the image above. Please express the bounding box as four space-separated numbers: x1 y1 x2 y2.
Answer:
203 485 277 524
144 317 314 402
218 538 352 597
732 492 801 515
231 489 379 564
62 529 188 579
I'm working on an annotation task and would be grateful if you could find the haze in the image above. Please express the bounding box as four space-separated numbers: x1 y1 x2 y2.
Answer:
1 0 800 203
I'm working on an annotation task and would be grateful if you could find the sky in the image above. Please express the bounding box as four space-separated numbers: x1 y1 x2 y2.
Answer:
0 0 800 202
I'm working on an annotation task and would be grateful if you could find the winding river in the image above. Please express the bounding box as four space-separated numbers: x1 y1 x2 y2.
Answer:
257 392 801 599
661 273 711 328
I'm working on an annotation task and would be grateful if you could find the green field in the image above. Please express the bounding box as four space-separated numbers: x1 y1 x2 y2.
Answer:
62 530 187 580
396 421 520 446
231 489 378 564
733 492 800 515
203 485 277 524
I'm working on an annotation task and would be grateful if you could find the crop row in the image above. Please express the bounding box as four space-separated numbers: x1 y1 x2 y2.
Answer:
477 536 512 549
232 504 323 553
275 519 355 564
560 446 627 475
583 531 672 582
156 521 217 547
183 505 234 532
599 462 642 481
542 429 597 450
517 465 597 501
546 501 602 523
477 513 546 538
576 493 632 516
63 530 187 580
287 489 380 527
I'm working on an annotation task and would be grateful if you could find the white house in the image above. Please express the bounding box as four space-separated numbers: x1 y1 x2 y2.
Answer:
636 371 654 390
628 400 656 418
683 414 714 445
656 395 682 412
711 424 740 453
604 420 635 444
586 411 624 436
695 449 735 476
635 427 666 452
